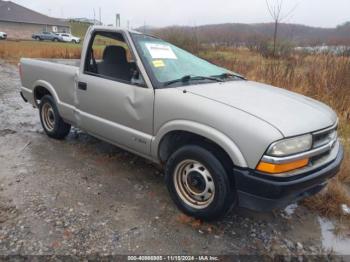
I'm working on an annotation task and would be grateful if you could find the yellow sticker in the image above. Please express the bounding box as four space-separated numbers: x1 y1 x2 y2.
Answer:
152 60 165 68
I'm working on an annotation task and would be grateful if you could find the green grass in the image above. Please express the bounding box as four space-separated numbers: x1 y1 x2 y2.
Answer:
70 21 91 38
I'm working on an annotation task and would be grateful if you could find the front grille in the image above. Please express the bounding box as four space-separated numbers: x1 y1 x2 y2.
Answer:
313 126 337 149
310 150 330 165
309 123 338 167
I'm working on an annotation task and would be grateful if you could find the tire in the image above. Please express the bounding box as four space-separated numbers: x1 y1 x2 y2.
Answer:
35 36 40 41
39 95 71 139
53 38 58 42
165 145 235 221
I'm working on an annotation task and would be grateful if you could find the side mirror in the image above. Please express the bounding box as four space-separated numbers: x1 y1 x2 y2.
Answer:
131 69 145 87
131 69 139 79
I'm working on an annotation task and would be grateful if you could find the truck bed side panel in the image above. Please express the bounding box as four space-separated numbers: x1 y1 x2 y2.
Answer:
20 58 78 124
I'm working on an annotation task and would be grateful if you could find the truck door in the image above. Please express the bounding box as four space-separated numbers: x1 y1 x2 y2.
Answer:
75 30 154 157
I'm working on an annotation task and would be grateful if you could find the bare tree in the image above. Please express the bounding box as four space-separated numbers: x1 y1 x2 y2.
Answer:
265 0 297 56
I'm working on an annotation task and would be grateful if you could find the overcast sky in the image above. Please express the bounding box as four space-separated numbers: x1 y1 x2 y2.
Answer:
12 0 350 29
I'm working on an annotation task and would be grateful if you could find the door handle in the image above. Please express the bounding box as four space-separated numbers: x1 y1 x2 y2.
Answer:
78 82 87 91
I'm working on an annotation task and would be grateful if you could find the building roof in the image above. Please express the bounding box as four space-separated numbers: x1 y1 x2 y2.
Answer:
0 1 69 27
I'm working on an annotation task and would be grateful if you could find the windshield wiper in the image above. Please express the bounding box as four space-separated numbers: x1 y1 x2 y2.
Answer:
214 73 246 80
164 75 223 87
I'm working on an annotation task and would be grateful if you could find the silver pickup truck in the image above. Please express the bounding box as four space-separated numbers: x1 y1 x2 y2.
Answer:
19 26 344 220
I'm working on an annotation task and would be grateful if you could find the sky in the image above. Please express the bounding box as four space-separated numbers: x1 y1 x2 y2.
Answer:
11 0 350 29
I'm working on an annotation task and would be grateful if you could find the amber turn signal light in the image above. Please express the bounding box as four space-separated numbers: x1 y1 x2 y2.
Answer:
256 158 309 174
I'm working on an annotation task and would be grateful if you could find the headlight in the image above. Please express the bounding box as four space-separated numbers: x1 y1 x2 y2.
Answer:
257 134 313 174
266 134 312 157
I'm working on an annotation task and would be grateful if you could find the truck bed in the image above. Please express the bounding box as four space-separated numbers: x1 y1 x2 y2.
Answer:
33 59 80 67
20 58 80 124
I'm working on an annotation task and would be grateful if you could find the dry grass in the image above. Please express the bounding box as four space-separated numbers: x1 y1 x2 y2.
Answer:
0 40 81 64
303 180 350 219
0 40 349 220
338 144 350 184
0 40 125 64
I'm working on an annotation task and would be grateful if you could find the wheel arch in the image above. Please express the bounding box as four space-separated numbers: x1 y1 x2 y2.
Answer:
152 120 248 168
32 80 60 107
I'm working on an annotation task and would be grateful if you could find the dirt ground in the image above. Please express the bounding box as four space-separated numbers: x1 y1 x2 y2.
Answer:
0 60 348 257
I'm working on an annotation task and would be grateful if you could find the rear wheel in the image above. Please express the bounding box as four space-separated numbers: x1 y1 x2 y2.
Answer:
165 145 235 221
35 36 41 41
39 95 71 139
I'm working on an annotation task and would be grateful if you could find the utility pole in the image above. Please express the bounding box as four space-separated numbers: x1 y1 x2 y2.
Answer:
93 8 96 25
99 7 102 25
116 14 120 27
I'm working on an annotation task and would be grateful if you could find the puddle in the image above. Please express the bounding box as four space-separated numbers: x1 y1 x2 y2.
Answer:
318 217 350 255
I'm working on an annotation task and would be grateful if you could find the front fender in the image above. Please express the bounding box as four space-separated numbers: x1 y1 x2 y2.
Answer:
151 120 248 168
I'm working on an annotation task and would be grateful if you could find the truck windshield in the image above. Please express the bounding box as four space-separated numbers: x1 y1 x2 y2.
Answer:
131 33 242 88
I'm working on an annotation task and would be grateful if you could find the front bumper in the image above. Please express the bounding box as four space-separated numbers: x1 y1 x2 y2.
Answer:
235 143 344 212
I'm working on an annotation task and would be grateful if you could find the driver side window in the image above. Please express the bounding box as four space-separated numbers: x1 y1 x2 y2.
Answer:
84 31 145 87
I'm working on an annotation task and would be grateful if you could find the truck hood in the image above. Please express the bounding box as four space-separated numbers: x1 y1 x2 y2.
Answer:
183 80 337 137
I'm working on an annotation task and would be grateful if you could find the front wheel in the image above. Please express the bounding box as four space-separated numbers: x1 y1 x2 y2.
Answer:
165 145 235 221
39 95 71 139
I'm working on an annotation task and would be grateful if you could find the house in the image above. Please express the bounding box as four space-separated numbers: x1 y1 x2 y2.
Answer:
0 0 70 39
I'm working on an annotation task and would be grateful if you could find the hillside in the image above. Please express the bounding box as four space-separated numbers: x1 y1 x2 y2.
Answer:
145 22 350 47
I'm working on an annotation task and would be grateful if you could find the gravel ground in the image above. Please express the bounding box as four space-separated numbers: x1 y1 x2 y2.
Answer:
0 60 342 257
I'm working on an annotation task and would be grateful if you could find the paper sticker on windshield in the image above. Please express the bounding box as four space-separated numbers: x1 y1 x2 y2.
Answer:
152 60 165 68
146 43 177 59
